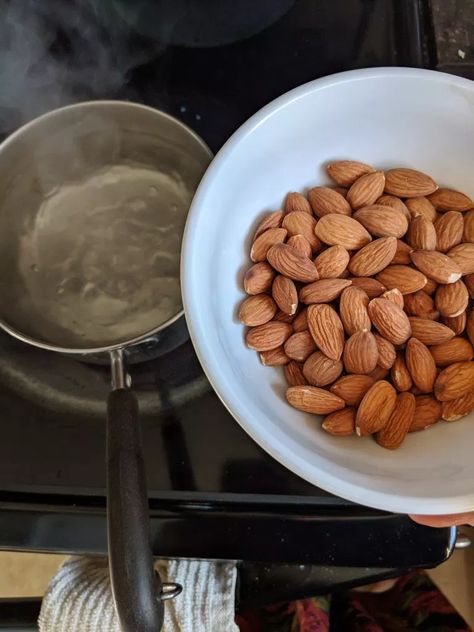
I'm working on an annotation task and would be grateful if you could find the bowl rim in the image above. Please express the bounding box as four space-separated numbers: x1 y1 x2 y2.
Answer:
181 67 474 515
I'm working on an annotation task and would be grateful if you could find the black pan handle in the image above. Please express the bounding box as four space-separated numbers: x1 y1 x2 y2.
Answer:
107 387 163 631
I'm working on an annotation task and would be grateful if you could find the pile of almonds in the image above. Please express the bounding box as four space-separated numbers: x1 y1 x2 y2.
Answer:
239 161 474 449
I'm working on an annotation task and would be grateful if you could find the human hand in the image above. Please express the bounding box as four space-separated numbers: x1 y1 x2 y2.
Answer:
410 513 474 527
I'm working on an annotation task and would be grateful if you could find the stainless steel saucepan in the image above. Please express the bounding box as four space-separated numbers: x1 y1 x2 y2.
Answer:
0 101 212 630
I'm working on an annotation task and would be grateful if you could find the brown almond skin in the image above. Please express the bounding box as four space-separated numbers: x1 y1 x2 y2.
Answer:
246 321 293 352
434 361 474 401
355 380 397 436
374 334 396 369
299 278 352 304
368 298 412 345
349 277 386 298
405 337 437 393
369 366 389 381
381 288 404 309
267 243 319 283
403 291 438 320
239 294 277 326
377 392 416 449
292 308 308 333
467 309 474 346
384 168 437 197
343 330 378 375
250 227 287 262
406 215 437 250
423 277 438 295
430 337 474 366
410 395 442 432
391 239 413 265
330 374 375 406
244 262 276 295
307 304 345 361
287 234 312 258
346 171 385 210
326 160 375 187
376 265 427 295
314 245 350 278
285 192 312 215
376 195 410 220
442 391 474 422
274 309 295 323
463 209 474 243
465 274 474 298
405 196 438 222
447 243 474 275
286 386 345 414
282 211 321 252
348 236 397 277
339 286 371 335
284 361 307 387
272 275 298 316
408 317 455 345
284 331 317 362
442 312 467 336
303 351 343 387
391 352 413 392
435 211 463 252
410 250 462 284
314 214 372 250
428 188 474 212
259 347 290 366
253 211 284 240
435 280 469 318
353 205 408 238
307 186 352 217
322 407 356 436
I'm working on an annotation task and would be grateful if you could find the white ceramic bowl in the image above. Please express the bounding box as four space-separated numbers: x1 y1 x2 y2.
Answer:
182 68 474 514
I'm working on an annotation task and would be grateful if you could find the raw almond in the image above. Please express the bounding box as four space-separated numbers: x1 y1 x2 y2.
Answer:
374 334 396 369
239 294 277 326
284 330 317 362
435 279 469 318
423 277 438 295
322 407 356 436
348 236 397 276
403 291 438 320
467 309 474 346
244 262 276 294
282 211 321 252
376 265 427 295
346 171 385 210
441 390 474 421
368 298 411 345
272 275 298 315
274 310 295 323
405 337 437 393
339 286 371 335
391 352 413 392
246 321 293 351
447 243 474 275
392 239 413 265
349 277 386 298
430 337 474 366
353 205 408 238
405 197 437 222
293 308 308 332
250 227 287 262
465 274 474 298
355 380 397 436
369 366 389 381
410 250 462 284
408 317 455 345
308 187 352 217
330 374 375 406
381 288 404 309
376 392 416 449
253 211 284 240
314 214 372 249
286 385 345 414
307 304 345 361
284 361 307 386
299 278 352 304
343 329 378 374
442 312 467 335
434 361 474 401
285 192 312 215
259 347 289 366
314 245 350 278
428 188 473 212
434 211 463 252
384 168 437 197
303 351 343 387
406 215 437 250
410 395 441 432
287 234 312 258
267 243 319 283
376 195 411 220
463 209 474 243
326 160 375 187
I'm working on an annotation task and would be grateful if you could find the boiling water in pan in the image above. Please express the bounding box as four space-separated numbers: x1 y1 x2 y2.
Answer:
19 162 191 346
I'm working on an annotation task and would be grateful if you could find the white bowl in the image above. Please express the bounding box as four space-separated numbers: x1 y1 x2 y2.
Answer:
182 68 474 514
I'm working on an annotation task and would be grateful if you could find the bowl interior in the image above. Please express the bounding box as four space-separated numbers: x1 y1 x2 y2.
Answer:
182 68 474 514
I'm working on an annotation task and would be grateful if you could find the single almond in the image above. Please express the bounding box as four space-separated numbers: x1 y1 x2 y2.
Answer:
287 234 312 258
348 236 397 277
285 192 312 215
355 380 397 436
428 188 473 212
435 279 469 318
434 361 474 401
381 288 404 309
376 265 427 295
326 160 375 187
368 298 411 345
374 334 397 369
307 304 344 361
410 250 462 284
314 245 350 278
391 352 413 392
284 361 307 386
330 374 375 406
442 312 467 336
405 337 437 393
259 347 289 366
250 227 287 262
274 309 295 323
410 395 441 432
282 211 321 252
353 205 408 238
314 214 371 250
245 321 293 351
376 392 416 450
322 407 356 436
292 307 308 333
244 262 276 295
423 277 438 295
406 215 437 250
467 309 474 346
272 275 298 315
434 211 463 252
284 330 317 362
299 278 352 304
441 390 474 422
376 195 411 220
308 187 352 217
349 277 386 298
239 294 277 326
253 211 284 240
286 385 345 414
339 286 371 335
267 243 319 283
465 274 474 298
391 239 413 265
463 209 474 243
369 366 389 381
447 243 474 275
346 171 385 210
408 317 455 345
384 168 437 197
343 329 378 375
430 337 474 366
403 291 438 320
405 197 438 222
303 351 343 387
